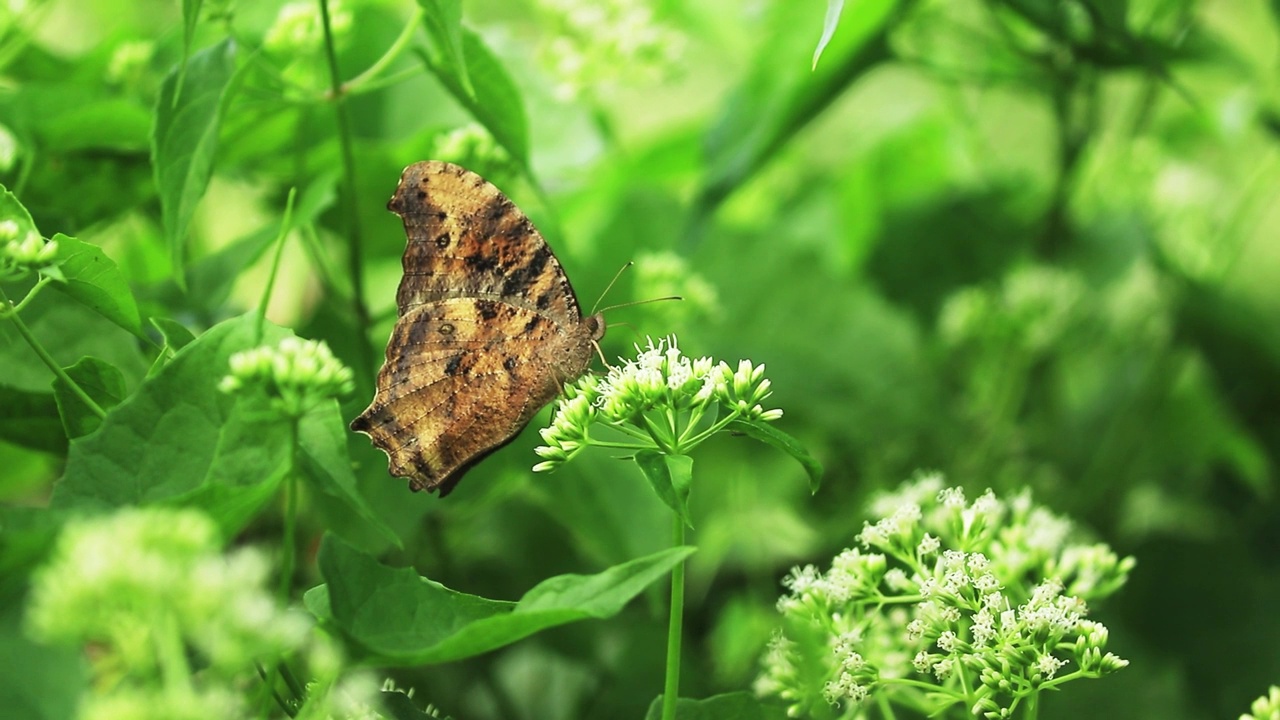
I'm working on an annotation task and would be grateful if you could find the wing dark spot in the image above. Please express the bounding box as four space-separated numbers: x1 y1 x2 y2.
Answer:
478 302 499 320
464 253 500 273
501 245 552 297
445 355 463 376
435 233 450 249
438 322 455 335
503 356 518 374
416 189 427 200
535 290 553 309
523 316 542 334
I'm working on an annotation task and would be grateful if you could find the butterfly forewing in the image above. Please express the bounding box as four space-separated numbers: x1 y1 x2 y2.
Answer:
389 161 583 323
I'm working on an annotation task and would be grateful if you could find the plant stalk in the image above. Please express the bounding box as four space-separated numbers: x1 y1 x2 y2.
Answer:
661 512 686 720
317 0 376 389
0 285 107 419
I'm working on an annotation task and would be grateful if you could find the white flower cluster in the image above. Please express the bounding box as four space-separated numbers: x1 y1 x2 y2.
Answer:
219 336 354 417
534 336 781 471
757 474 1133 719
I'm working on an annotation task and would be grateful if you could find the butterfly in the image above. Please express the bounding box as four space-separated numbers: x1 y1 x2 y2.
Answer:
351 161 604 496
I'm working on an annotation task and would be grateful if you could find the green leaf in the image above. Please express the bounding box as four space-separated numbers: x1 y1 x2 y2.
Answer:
308 535 693 665
812 0 845 70
418 0 473 98
298 402 401 549
727 420 822 493
420 27 529 167
644 691 788 720
49 314 296 536
0 183 39 241
152 39 238 283
635 451 694 527
49 234 145 338
52 356 127 439
0 386 65 455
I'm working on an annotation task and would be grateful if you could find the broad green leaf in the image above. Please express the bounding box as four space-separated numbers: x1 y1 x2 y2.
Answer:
635 451 694 527
152 39 237 283
298 402 401 549
0 604 86 720
418 0 473 98
49 314 295 535
308 535 693 665
644 691 788 720
49 234 145 338
420 28 529 167
812 0 845 70
727 420 823 493
0 386 64 455
52 356 127 439
696 0 899 220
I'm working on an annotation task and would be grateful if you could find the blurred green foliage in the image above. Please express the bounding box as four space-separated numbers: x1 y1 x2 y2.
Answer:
1 0 1279 717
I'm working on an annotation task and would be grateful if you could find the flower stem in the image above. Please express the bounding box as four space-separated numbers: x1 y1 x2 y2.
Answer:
0 285 106 419
317 0 375 389
661 511 686 720
279 418 300 603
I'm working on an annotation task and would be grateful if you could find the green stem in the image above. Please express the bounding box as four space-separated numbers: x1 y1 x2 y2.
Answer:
660 512 686 720
279 418 301 603
0 286 107 419
317 0 375 390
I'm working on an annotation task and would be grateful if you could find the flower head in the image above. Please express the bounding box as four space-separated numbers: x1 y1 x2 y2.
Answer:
0 217 58 280
219 336 353 417
533 336 783 473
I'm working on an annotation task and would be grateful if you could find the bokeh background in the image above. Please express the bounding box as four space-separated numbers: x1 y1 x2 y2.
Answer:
2 0 1279 718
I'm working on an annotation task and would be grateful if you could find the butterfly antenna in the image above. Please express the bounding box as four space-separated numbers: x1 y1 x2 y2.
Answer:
595 295 682 315
589 262 634 316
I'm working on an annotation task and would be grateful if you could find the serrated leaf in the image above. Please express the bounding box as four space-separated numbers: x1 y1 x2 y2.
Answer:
152 39 238 283
812 0 845 70
52 356 127 439
644 691 789 720
49 233 144 338
418 0 472 98
49 314 295 536
635 451 694 527
420 28 529 167
727 420 822 493
307 535 693 665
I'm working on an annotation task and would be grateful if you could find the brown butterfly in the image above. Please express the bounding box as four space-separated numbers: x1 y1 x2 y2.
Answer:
351 161 604 496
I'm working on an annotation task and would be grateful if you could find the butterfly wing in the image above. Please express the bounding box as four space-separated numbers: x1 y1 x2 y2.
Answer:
351 298 595 496
389 161 584 323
